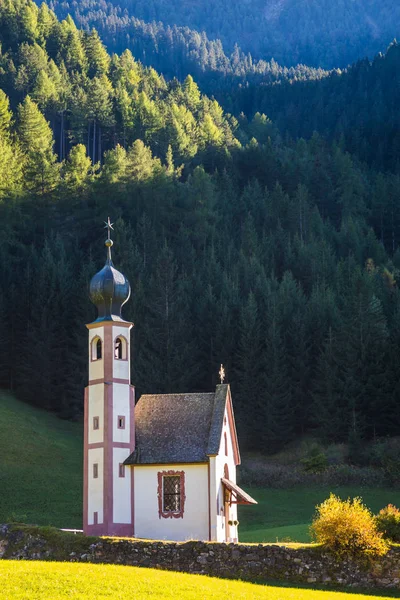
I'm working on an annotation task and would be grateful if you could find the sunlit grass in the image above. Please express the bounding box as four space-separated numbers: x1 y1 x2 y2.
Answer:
1 391 399 545
0 561 397 600
239 487 400 543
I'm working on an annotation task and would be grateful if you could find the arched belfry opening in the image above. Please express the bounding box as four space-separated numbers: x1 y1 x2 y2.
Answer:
114 336 127 360
91 337 102 361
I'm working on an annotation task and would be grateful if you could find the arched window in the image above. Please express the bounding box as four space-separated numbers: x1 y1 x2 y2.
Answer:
114 336 127 360
224 432 228 456
91 337 102 361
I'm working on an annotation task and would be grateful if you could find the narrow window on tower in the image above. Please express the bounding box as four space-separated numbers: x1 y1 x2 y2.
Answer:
91 337 102 361
93 416 99 430
119 463 125 478
224 432 228 456
93 463 98 479
118 416 125 429
114 337 122 359
114 336 127 360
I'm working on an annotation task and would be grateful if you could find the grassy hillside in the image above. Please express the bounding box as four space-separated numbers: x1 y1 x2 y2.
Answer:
1 561 398 600
0 392 82 528
238 487 400 543
1 392 399 542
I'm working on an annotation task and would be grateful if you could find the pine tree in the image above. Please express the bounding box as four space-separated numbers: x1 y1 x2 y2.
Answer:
84 29 110 77
17 96 59 195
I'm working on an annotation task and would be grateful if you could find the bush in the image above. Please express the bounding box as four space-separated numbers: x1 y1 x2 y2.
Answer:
301 444 328 473
310 494 389 559
375 505 400 542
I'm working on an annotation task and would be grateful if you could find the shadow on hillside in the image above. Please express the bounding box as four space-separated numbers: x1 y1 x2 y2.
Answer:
252 579 398 597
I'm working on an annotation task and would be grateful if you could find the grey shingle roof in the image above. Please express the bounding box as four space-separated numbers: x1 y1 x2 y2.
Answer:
124 385 229 465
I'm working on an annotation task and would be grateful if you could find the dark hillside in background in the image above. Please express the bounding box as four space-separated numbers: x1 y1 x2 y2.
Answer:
46 0 400 70
1 0 400 455
41 0 400 175
42 0 327 96
235 42 400 174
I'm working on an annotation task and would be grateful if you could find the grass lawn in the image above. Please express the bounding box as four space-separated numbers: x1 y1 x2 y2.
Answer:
0 392 83 528
1 391 400 544
1 561 398 600
238 487 400 543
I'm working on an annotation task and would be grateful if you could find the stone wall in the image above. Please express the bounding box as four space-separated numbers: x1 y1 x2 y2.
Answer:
1 524 400 589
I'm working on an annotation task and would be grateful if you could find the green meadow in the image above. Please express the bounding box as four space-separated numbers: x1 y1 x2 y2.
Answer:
0 391 399 543
1 561 398 600
238 487 400 543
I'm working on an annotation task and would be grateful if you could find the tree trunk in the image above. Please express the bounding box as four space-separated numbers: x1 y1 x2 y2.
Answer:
98 124 102 165
87 121 91 159
59 110 64 161
92 120 96 165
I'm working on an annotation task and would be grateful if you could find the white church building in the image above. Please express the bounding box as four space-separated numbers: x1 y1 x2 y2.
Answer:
83 221 256 542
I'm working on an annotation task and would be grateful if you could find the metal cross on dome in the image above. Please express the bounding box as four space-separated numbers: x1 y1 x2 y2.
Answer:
104 217 114 240
219 364 225 384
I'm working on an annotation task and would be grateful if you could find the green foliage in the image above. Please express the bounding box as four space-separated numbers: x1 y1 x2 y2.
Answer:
301 445 328 474
17 95 59 194
375 505 400 543
1 0 400 454
310 494 388 559
39 0 400 74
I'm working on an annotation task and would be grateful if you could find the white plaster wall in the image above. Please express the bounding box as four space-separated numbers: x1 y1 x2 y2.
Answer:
88 447 104 525
112 325 130 381
113 383 130 443
134 465 209 541
88 384 104 444
88 327 104 381
209 457 218 541
113 447 132 523
214 406 238 542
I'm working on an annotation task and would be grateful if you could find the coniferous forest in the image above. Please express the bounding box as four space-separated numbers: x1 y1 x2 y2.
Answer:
1 0 400 454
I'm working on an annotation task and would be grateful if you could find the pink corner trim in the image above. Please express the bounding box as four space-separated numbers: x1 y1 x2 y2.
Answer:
226 386 241 466
89 377 130 386
207 462 211 541
157 470 186 519
83 387 89 533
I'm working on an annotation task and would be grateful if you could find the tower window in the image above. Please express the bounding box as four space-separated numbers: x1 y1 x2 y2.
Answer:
224 432 228 456
91 337 102 361
119 463 125 478
118 416 125 429
114 336 127 360
115 338 122 359
93 416 99 430
93 463 98 479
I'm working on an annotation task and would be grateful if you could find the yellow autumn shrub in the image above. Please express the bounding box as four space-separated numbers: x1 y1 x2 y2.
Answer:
310 493 388 559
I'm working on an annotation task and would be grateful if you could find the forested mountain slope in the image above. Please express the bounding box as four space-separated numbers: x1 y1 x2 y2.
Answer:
1 0 400 454
237 42 400 174
46 0 400 69
40 0 327 98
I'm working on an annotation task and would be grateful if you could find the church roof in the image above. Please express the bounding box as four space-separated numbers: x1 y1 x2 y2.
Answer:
124 384 239 465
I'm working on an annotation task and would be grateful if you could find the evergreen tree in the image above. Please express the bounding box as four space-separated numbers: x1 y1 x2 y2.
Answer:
17 96 59 195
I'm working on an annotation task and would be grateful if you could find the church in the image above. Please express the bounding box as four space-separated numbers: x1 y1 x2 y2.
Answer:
83 221 256 542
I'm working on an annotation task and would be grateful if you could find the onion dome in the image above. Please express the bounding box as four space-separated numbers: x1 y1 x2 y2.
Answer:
89 219 131 322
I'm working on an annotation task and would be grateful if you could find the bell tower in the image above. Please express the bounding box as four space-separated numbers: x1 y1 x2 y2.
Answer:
83 218 135 536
